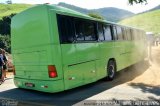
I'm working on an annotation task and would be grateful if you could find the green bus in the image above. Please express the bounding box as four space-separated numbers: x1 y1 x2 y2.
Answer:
11 4 147 93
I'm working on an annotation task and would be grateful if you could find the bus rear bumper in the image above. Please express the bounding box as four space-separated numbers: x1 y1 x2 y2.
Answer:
14 77 64 93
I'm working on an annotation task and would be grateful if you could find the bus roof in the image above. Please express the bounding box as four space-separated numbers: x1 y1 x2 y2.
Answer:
14 4 144 31
48 4 108 22
47 4 145 31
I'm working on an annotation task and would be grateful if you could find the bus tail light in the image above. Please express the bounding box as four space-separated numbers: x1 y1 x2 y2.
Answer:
48 65 57 78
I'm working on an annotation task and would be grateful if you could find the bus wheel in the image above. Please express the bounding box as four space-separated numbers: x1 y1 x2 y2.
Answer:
107 60 116 80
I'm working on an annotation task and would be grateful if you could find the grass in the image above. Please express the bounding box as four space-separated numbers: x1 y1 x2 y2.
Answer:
0 4 32 19
119 10 160 34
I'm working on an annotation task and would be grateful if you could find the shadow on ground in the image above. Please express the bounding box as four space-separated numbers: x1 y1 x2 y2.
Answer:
128 83 160 97
0 61 150 106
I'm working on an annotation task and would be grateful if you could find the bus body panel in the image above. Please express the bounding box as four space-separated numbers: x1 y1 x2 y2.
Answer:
114 41 126 71
61 43 98 90
12 5 51 49
12 5 65 92
98 42 115 75
14 78 64 93
11 4 147 93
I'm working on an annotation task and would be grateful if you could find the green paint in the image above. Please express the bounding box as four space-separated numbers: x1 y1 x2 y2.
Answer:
11 4 147 93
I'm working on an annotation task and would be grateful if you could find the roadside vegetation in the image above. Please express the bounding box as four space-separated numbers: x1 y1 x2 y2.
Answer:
0 4 31 19
0 35 10 53
0 4 31 53
119 10 160 34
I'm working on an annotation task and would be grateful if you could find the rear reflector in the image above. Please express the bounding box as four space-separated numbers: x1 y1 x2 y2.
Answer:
48 65 57 78
41 85 48 88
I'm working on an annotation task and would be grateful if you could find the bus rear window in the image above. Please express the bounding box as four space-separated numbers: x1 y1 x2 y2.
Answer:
57 15 75 43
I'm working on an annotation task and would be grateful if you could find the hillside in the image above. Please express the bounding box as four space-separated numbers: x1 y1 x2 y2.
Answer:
147 4 160 12
140 4 160 14
0 3 134 22
0 4 31 19
57 2 89 14
119 10 160 34
58 2 134 22
147 5 160 12
91 7 134 22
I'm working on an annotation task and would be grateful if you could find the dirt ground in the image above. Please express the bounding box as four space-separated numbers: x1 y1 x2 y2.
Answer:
127 46 160 86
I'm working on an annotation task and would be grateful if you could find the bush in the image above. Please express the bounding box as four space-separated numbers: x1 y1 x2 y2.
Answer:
0 35 11 53
0 14 15 53
88 13 104 20
0 14 15 35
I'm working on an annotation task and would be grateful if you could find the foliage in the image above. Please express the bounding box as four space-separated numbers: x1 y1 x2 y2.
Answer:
88 13 104 20
0 4 31 54
6 0 12 4
0 13 15 35
128 0 148 5
0 4 31 19
119 10 160 34
0 35 11 53
0 13 15 53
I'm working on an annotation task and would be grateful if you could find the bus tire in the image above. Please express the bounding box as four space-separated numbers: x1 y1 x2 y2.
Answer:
107 60 116 81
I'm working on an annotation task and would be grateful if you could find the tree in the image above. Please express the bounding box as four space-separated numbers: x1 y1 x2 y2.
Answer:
88 13 104 20
6 0 12 4
0 13 16 35
0 35 11 53
0 14 15 53
129 0 148 5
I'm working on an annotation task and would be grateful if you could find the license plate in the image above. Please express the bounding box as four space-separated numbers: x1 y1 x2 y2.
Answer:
25 83 35 87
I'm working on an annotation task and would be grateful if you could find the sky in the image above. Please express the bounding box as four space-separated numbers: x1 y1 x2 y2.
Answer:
1 0 160 13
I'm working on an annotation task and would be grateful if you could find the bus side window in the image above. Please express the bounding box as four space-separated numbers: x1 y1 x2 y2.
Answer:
83 21 97 41
112 26 118 40
132 29 136 40
75 19 85 41
104 24 112 41
57 15 75 43
127 28 131 40
98 23 105 41
116 26 123 40
75 19 97 41
122 27 127 40
134 29 138 40
130 29 134 40
124 27 132 41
